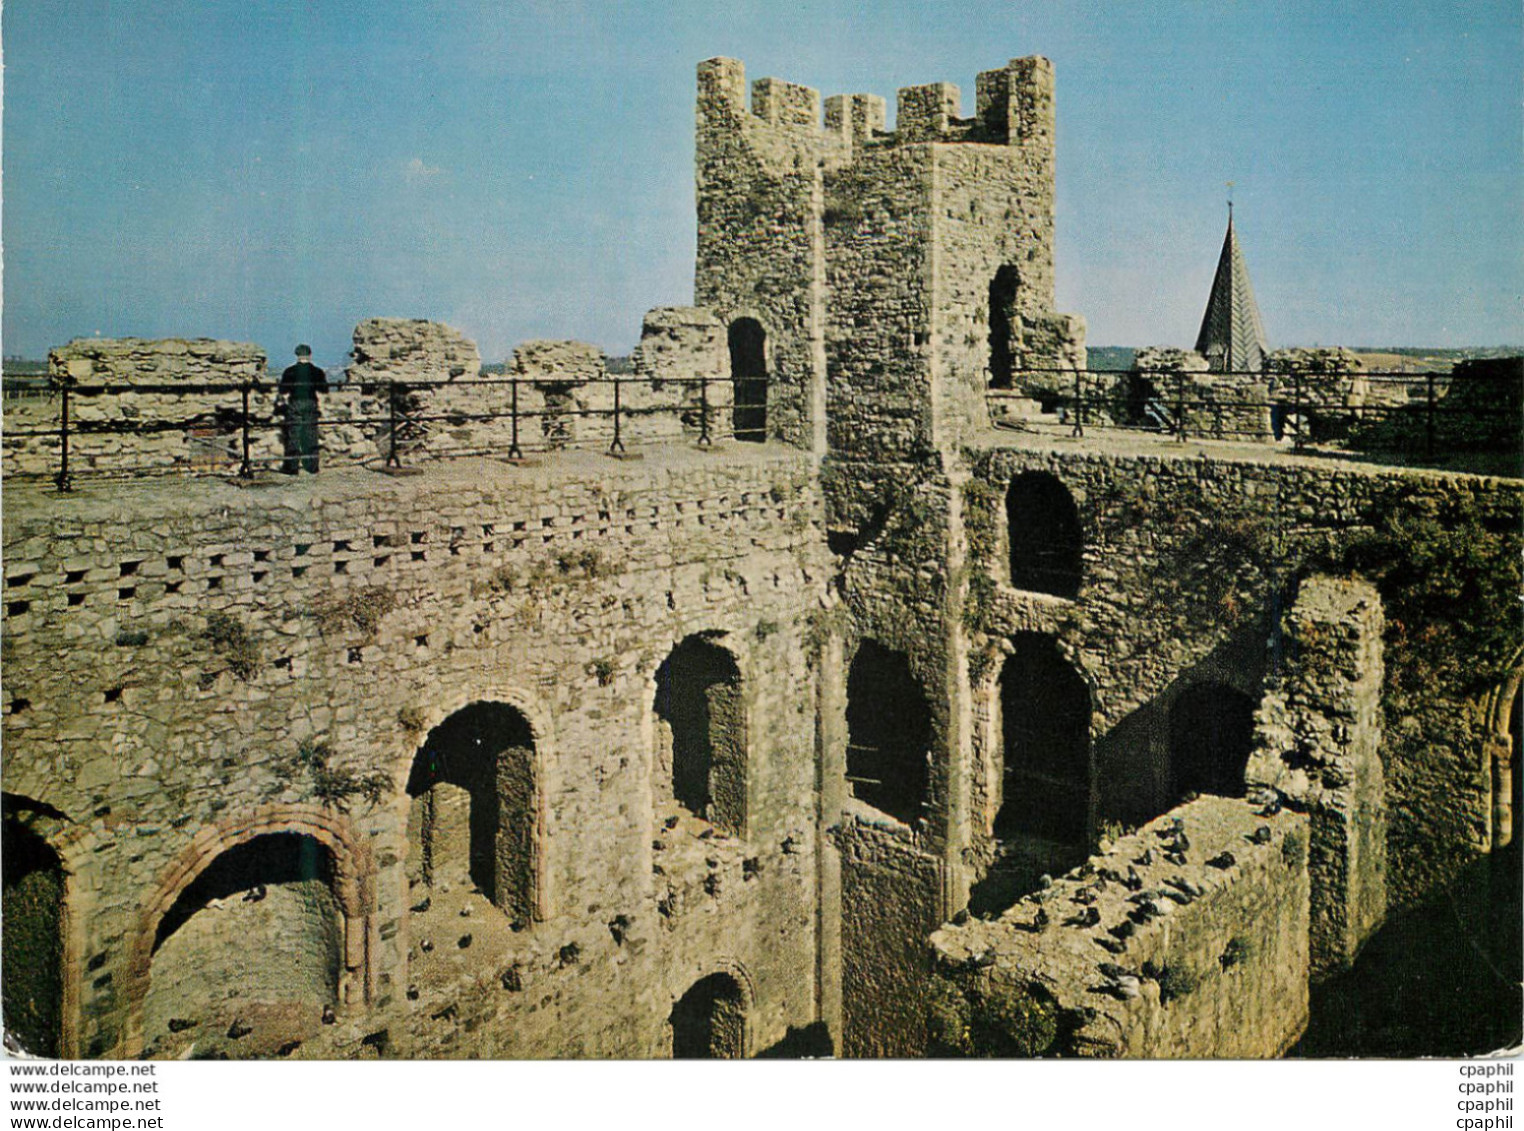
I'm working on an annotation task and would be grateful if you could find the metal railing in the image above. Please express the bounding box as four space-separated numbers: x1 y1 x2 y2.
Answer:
3 374 774 490
987 365 1522 463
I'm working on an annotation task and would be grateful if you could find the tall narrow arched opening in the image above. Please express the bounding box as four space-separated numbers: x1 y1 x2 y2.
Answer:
729 318 767 442
670 972 746 1058
994 635 1091 846
2 799 66 1058
846 640 932 826
1170 682 1256 801
144 832 342 1057
654 636 747 835
1005 471 1082 598
406 702 539 924
988 265 1020 389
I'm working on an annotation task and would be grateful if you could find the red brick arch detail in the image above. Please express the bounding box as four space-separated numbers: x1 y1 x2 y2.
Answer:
119 803 376 1058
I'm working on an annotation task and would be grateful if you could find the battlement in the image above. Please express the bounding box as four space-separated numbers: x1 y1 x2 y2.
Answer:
697 54 1054 157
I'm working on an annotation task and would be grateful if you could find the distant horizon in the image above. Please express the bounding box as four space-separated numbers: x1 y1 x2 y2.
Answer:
5 2 1520 368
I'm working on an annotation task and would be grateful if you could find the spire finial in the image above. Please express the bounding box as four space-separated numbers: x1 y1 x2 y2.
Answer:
1226 181 1235 223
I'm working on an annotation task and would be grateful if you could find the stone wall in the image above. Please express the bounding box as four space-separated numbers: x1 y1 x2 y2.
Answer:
1249 575 1386 977
1 449 832 1058
957 444 1522 915
929 796 1310 1058
1265 347 1393 442
49 338 268 386
1118 346 1272 441
823 148 935 460
4 319 757 481
629 307 732 445
4 340 271 479
350 319 480 384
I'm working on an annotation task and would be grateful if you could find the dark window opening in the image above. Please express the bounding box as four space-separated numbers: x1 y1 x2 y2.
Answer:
654 637 746 835
407 702 538 924
2 801 64 1057
994 635 1091 845
1170 682 1256 801
988 266 1020 389
846 640 932 825
729 318 767 443
671 972 745 1058
1006 471 1082 599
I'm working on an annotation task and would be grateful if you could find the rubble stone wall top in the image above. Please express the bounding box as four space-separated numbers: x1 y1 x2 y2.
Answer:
49 338 267 386
350 319 481 384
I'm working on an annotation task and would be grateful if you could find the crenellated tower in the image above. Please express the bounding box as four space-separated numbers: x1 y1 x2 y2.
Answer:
695 55 1085 461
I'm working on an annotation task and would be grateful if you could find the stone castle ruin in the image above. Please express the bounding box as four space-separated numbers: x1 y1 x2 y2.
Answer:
2 55 1520 1061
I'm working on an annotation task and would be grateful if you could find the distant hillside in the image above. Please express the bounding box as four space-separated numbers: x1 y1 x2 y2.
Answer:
1086 347 1136 371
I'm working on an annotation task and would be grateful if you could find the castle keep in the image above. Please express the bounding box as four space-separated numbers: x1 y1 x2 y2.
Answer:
2 56 1519 1060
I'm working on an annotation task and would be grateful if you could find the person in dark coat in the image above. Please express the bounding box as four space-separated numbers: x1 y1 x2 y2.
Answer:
277 344 329 473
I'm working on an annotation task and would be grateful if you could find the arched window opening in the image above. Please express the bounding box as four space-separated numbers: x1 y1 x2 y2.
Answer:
654 637 746 835
988 266 1020 389
407 702 538 925
729 318 767 443
1170 683 1256 801
994 635 1091 846
671 972 745 1058
1006 471 1082 598
846 640 932 826
144 833 341 1058
2 800 65 1058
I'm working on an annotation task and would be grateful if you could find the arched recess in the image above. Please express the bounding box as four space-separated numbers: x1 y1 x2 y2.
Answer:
406 701 542 925
670 968 750 1058
143 833 342 1056
1170 682 1257 801
653 636 747 835
987 265 1021 389
2 796 69 1058
124 804 374 1058
1005 471 1082 599
729 317 768 443
846 639 932 826
994 634 1091 847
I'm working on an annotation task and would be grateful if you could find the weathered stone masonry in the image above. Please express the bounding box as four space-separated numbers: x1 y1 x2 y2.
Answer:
3 52 1520 1060
4 452 832 1058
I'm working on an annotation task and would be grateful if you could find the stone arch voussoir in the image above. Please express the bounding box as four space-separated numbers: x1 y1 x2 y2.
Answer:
121 803 376 1057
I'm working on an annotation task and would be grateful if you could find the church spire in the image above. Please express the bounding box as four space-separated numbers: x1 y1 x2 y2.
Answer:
1194 206 1268 373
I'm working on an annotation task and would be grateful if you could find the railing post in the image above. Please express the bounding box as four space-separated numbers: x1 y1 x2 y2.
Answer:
1175 368 1187 442
1292 367 1305 452
55 382 73 492
1072 368 1085 438
386 380 402 469
697 374 713 448
508 378 524 461
1425 370 1437 460
608 376 626 456
238 382 254 478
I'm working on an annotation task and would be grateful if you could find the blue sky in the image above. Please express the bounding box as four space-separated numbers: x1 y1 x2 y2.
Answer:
4 0 1520 369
